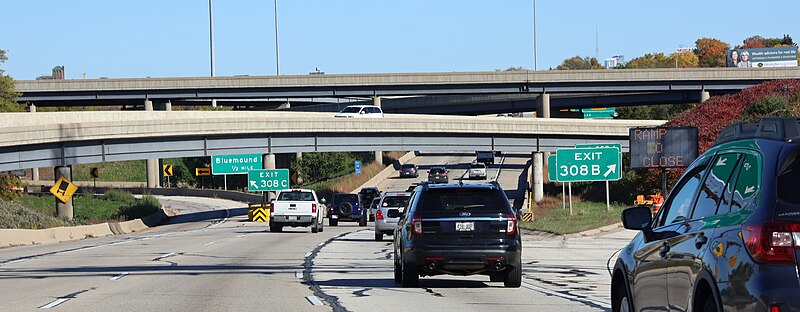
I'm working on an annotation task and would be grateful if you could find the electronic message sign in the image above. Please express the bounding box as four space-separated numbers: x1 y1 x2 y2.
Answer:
629 127 698 169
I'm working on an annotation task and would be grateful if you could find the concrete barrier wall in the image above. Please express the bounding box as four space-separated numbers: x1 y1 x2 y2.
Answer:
353 151 416 193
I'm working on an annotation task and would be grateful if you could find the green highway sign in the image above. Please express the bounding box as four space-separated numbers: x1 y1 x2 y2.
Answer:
582 108 617 119
548 154 558 182
575 143 622 150
555 147 622 182
212 154 262 175
248 169 290 192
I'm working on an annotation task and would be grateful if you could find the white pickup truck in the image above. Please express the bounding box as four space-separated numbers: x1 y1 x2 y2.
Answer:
269 189 325 233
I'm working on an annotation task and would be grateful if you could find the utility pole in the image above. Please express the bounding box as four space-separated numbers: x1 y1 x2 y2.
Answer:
209 0 217 107
274 0 281 75
533 0 537 71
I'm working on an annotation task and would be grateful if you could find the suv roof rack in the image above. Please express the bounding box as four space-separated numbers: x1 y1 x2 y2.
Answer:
713 118 800 147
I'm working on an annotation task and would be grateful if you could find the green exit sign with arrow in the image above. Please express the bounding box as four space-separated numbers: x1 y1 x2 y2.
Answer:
555 147 622 182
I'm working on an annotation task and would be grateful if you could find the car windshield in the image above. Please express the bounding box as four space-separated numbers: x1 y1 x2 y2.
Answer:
382 196 411 207
339 107 362 113
335 194 358 202
417 188 508 212
277 191 315 201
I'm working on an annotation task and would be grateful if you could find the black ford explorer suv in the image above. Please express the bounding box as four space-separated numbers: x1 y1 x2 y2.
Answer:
393 181 522 288
612 118 800 312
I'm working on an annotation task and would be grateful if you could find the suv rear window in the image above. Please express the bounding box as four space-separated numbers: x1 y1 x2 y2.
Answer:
277 191 315 201
401 164 416 169
382 196 410 207
430 168 445 174
777 150 800 220
360 189 380 195
470 163 486 169
416 188 509 213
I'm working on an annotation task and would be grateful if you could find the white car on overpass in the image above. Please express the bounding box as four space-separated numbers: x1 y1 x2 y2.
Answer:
335 105 384 118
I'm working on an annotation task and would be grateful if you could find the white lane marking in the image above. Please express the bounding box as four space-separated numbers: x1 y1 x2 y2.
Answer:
203 242 216 246
109 273 129 281
207 208 231 229
304 252 312 258
3 258 28 265
522 281 610 309
153 252 178 261
236 234 247 238
295 271 304 278
305 295 324 306
492 154 507 181
39 298 70 309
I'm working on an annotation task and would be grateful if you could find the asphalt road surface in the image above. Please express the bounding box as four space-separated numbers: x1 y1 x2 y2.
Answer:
0 155 631 311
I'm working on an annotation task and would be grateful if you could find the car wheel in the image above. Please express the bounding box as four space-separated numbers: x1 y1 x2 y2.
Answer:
270 224 283 233
401 259 419 287
503 263 522 288
319 219 324 232
700 294 718 312
311 221 319 233
613 282 633 312
393 253 403 283
489 273 504 282
375 232 383 241
329 218 338 226
359 215 367 227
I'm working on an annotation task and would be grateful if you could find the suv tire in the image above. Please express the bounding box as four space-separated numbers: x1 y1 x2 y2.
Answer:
359 215 367 227
613 282 633 312
339 202 353 216
375 232 383 241
393 253 403 283
401 259 419 287
503 264 522 288
270 224 283 233
329 218 338 226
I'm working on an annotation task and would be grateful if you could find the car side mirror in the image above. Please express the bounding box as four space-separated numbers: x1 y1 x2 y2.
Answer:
622 206 652 231
387 210 401 218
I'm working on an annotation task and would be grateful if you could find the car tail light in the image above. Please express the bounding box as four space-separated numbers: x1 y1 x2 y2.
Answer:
506 214 517 235
742 222 800 264
772 305 780 312
311 203 317 214
376 210 384 220
412 216 423 235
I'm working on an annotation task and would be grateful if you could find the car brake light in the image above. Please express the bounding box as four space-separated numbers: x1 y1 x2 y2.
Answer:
742 222 800 264
376 210 384 220
771 305 780 312
506 214 517 235
412 216 423 235
312 203 317 214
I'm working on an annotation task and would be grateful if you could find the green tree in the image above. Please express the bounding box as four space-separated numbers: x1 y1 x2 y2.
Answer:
625 53 671 69
0 50 24 112
695 38 731 68
556 56 604 70
291 152 357 184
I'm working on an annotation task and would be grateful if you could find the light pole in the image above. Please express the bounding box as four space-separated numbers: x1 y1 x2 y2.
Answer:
533 0 537 71
274 0 280 75
209 0 217 107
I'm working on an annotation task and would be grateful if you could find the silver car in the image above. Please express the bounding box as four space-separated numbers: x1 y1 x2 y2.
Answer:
373 192 412 241
468 162 487 179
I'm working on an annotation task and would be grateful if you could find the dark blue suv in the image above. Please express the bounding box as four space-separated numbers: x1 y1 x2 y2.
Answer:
328 193 367 227
393 182 522 288
613 118 800 312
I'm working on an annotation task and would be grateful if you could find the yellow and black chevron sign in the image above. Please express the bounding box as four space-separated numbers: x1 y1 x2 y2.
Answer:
522 212 534 222
248 207 271 222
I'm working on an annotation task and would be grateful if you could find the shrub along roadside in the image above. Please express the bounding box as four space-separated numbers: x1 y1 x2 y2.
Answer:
521 196 625 235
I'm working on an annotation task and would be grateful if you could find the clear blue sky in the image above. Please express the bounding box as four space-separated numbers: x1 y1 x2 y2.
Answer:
1 0 798 80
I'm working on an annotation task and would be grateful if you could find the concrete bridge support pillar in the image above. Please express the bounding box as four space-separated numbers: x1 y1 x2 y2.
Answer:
263 154 277 201
373 96 383 166
536 93 550 118
144 100 160 188
29 104 40 182
54 165 74 220
700 90 710 103
532 152 544 203
294 152 304 185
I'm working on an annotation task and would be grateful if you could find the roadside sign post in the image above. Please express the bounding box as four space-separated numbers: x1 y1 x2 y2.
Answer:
212 154 264 191
195 167 211 189
163 164 173 188
355 160 362 176
575 143 622 211
547 154 565 210
90 167 99 190
556 146 622 215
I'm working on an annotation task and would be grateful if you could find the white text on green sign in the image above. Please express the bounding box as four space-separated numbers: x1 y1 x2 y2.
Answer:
556 147 621 182
248 169 290 191
212 154 262 175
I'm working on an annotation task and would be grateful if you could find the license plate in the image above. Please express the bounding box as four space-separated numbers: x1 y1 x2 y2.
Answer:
332 215 339 219
456 222 474 232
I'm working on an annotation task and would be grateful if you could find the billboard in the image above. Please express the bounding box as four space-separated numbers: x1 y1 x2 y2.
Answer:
726 46 798 68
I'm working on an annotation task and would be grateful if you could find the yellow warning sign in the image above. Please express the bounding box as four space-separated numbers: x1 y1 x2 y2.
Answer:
49 177 78 203
248 206 271 222
522 212 534 222
90 167 99 179
163 164 173 177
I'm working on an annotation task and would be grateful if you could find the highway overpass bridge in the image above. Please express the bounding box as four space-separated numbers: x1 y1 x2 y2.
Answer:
0 111 663 172
15 68 800 114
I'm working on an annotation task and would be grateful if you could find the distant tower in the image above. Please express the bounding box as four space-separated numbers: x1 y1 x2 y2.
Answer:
51 66 64 79
595 25 599 61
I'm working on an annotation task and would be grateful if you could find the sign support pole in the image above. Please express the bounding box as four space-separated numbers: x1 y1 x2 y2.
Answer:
224 174 228 191
568 182 573 216
606 180 610 211
93 177 96 191
661 169 668 198
562 183 565 209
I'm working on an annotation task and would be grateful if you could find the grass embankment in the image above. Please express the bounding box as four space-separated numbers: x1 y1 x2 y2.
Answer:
32 160 147 182
519 196 626 235
6 189 161 229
